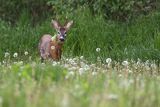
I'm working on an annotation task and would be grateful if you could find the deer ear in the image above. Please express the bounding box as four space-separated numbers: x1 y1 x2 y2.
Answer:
65 20 73 31
51 20 60 30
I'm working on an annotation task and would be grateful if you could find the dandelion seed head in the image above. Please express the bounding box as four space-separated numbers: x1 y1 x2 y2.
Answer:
128 70 133 73
145 60 150 66
107 94 118 100
68 71 74 76
118 74 122 77
92 71 97 76
79 68 84 75
122 61 129 66
145 65 150 71
84 64 90 71
80 56 84 60
106 58 112 64
18 61 23 65
4 52 10 58
24 51 28 56
96 48 101 52
52 61 57 66
151 63 157 69
2 61 6 64
13 53 18 58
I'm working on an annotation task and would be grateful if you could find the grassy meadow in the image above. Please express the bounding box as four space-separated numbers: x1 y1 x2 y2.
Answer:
0 5 160 107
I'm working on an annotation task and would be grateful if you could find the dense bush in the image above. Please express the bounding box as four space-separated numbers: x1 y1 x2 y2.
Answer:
0 0 158 24
0 0 53 24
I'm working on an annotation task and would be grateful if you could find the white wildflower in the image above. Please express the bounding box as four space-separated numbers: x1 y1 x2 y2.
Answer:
145 60 150 66
66 58 69 61
68 71 74 76
65 71 75 79
137 58 141 65
80 56 84 60
52 61 57 66
145 65 150 71
122 61 129 66
106 58 112 64
57 61 60 65
41 63 45 65
80 62 86 67
4 52 10 58
84 64 90 71
151 63 157 69
79 68 84 75
90 64 96 68
2 60 6 64
13 53 18 58
18 61 23 65
128 70 133 73
96 48 101 52
107 94 118 100
24 51 29 56
13 62 17 64
118 74 122 77
73 57 78 61
92 71 97 76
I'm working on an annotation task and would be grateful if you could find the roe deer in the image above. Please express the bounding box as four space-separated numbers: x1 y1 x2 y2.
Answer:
38 20 73 62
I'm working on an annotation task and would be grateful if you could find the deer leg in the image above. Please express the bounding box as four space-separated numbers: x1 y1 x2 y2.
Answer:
57 49 62 60
41 57 44 63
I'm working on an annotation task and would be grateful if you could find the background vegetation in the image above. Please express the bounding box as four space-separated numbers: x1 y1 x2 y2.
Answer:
0 0 160 61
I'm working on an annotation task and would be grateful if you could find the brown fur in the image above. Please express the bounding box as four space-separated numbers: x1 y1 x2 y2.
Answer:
38 34 63 62
39 20 73 62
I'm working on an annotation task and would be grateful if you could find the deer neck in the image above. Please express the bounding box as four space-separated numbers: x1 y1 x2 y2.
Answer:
51 34 63 50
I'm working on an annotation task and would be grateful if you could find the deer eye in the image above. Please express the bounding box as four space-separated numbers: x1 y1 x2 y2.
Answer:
64 32 67 36
58 31 60 34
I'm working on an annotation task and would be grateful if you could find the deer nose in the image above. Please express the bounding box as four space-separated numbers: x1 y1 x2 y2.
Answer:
60 37 65 41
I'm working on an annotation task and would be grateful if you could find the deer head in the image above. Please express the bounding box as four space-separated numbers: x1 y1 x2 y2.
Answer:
51 20 73 43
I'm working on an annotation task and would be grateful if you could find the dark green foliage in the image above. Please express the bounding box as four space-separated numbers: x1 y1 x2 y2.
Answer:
0 0 159 24
0 0 53 25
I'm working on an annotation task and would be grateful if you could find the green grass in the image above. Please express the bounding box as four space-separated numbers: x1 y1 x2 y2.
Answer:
0 8 160 61
0 57 160 107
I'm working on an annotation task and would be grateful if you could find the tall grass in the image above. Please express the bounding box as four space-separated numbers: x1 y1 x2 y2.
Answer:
0 8 160 62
